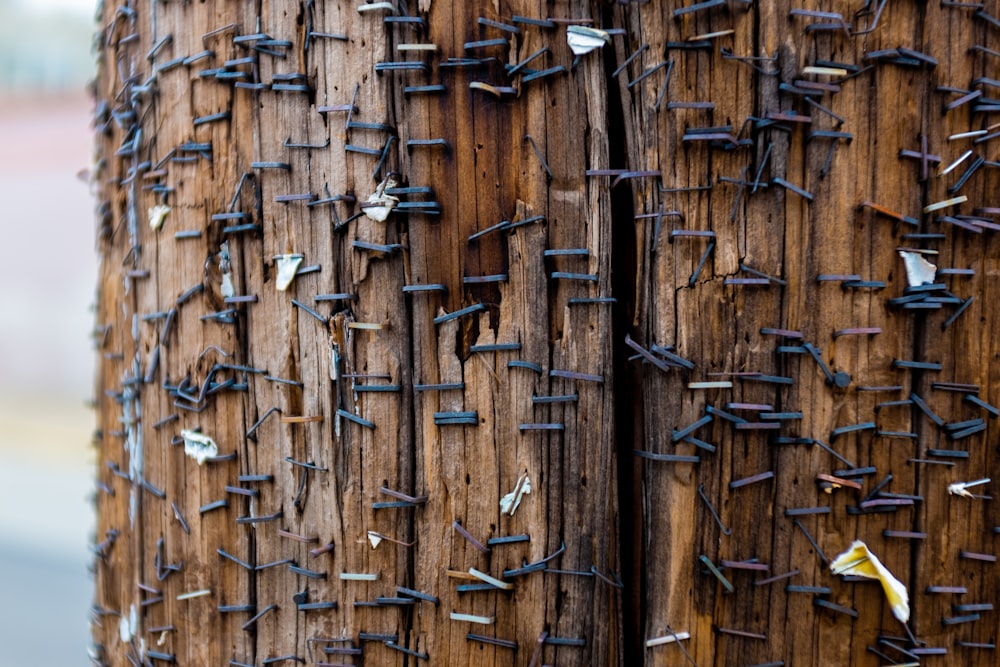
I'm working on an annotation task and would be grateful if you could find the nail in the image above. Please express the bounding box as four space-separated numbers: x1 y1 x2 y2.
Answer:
246 407 282 441
487 534 530 546
142 479 166 498
176 283 204 306
627 61 667 89
625 335 675 374
713 627 768 641
240 604 277 631
434 303 486 325
199 499 228 514
590 564 624 588
289 564 327 579
507 361 542 374
413 382 465 391
833 327 881 338
520 66 567 83
672 414 714 442
964 392 999 417
406 138 450 150
814 599 858 617
755 569 800 586
527 630 549 667
384 642 429 660
792 519 828 564
729 471 775 489
699 555 735 593
216 547 251 570
543 636 586 646
549 369 604 383
374 61 428 72
910 392 945 426
771 177 813 201
654 59 676 110
236 511 283 524
463 273 508 284
830 422 876 439
467 633 517 650
785 506 831 517
336 408 375 429
453 519 490 554
523 134 553 181
883 530 927 539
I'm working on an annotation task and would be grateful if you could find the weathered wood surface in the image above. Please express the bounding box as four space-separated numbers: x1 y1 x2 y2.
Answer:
92 0 1000 665
619 1 1000 665
93 1 619 666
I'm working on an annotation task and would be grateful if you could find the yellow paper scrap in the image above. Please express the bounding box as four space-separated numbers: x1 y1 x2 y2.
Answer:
830 540 909 623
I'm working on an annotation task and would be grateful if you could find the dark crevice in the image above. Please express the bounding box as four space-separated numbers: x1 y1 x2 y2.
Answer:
601 10 641 664
378 22 420 663
906 10 932 638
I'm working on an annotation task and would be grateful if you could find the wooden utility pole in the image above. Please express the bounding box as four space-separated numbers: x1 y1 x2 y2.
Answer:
92 1 1000 665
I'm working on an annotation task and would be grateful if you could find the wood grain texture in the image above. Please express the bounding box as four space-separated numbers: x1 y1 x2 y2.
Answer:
615 1 1000 666
92 0 1000 665
93 2 619 666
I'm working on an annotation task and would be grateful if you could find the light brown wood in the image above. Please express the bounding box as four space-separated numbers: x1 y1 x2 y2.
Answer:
93 2 619 666
93 1 1000 665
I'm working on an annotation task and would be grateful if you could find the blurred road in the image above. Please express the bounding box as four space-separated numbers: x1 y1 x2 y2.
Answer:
0 89 97 666
0 454 93 666
0 91 97 401
0 1 104 664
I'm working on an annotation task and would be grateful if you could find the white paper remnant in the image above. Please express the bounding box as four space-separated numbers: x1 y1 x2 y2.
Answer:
363 175 399 222
898 250 937 287
646 631 691 648
567 26 610 56
119 604 138 642
219 242 234 298
180 429 218 464
830 540 909 623
499 472 531 516
148 204 170 230
274 253 304 291
367 531 383 549
357 1 396 13
948 477 990 498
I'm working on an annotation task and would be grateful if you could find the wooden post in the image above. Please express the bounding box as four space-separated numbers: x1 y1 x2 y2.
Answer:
92 1 1000 665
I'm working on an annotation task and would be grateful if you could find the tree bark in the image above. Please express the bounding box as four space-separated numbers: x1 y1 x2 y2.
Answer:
92 1 1000 665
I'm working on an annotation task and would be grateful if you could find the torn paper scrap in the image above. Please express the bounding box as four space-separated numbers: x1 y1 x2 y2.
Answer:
363 175 399 222
148 204 170 230
499 472 531 516
646 631 690 648
219 242 234 298
274 253 303 291
898 250 936 287
948 477 990 498
567 26 610 56
180 429 218 464
830 540 909 623
119 604 137 643
364 531 414 549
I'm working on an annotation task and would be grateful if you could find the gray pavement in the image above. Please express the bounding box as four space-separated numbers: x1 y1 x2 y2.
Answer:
0 4 106 665
0 89 98 666
0 457 93 667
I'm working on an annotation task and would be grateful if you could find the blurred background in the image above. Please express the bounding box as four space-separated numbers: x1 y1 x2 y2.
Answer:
0 0 98 664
